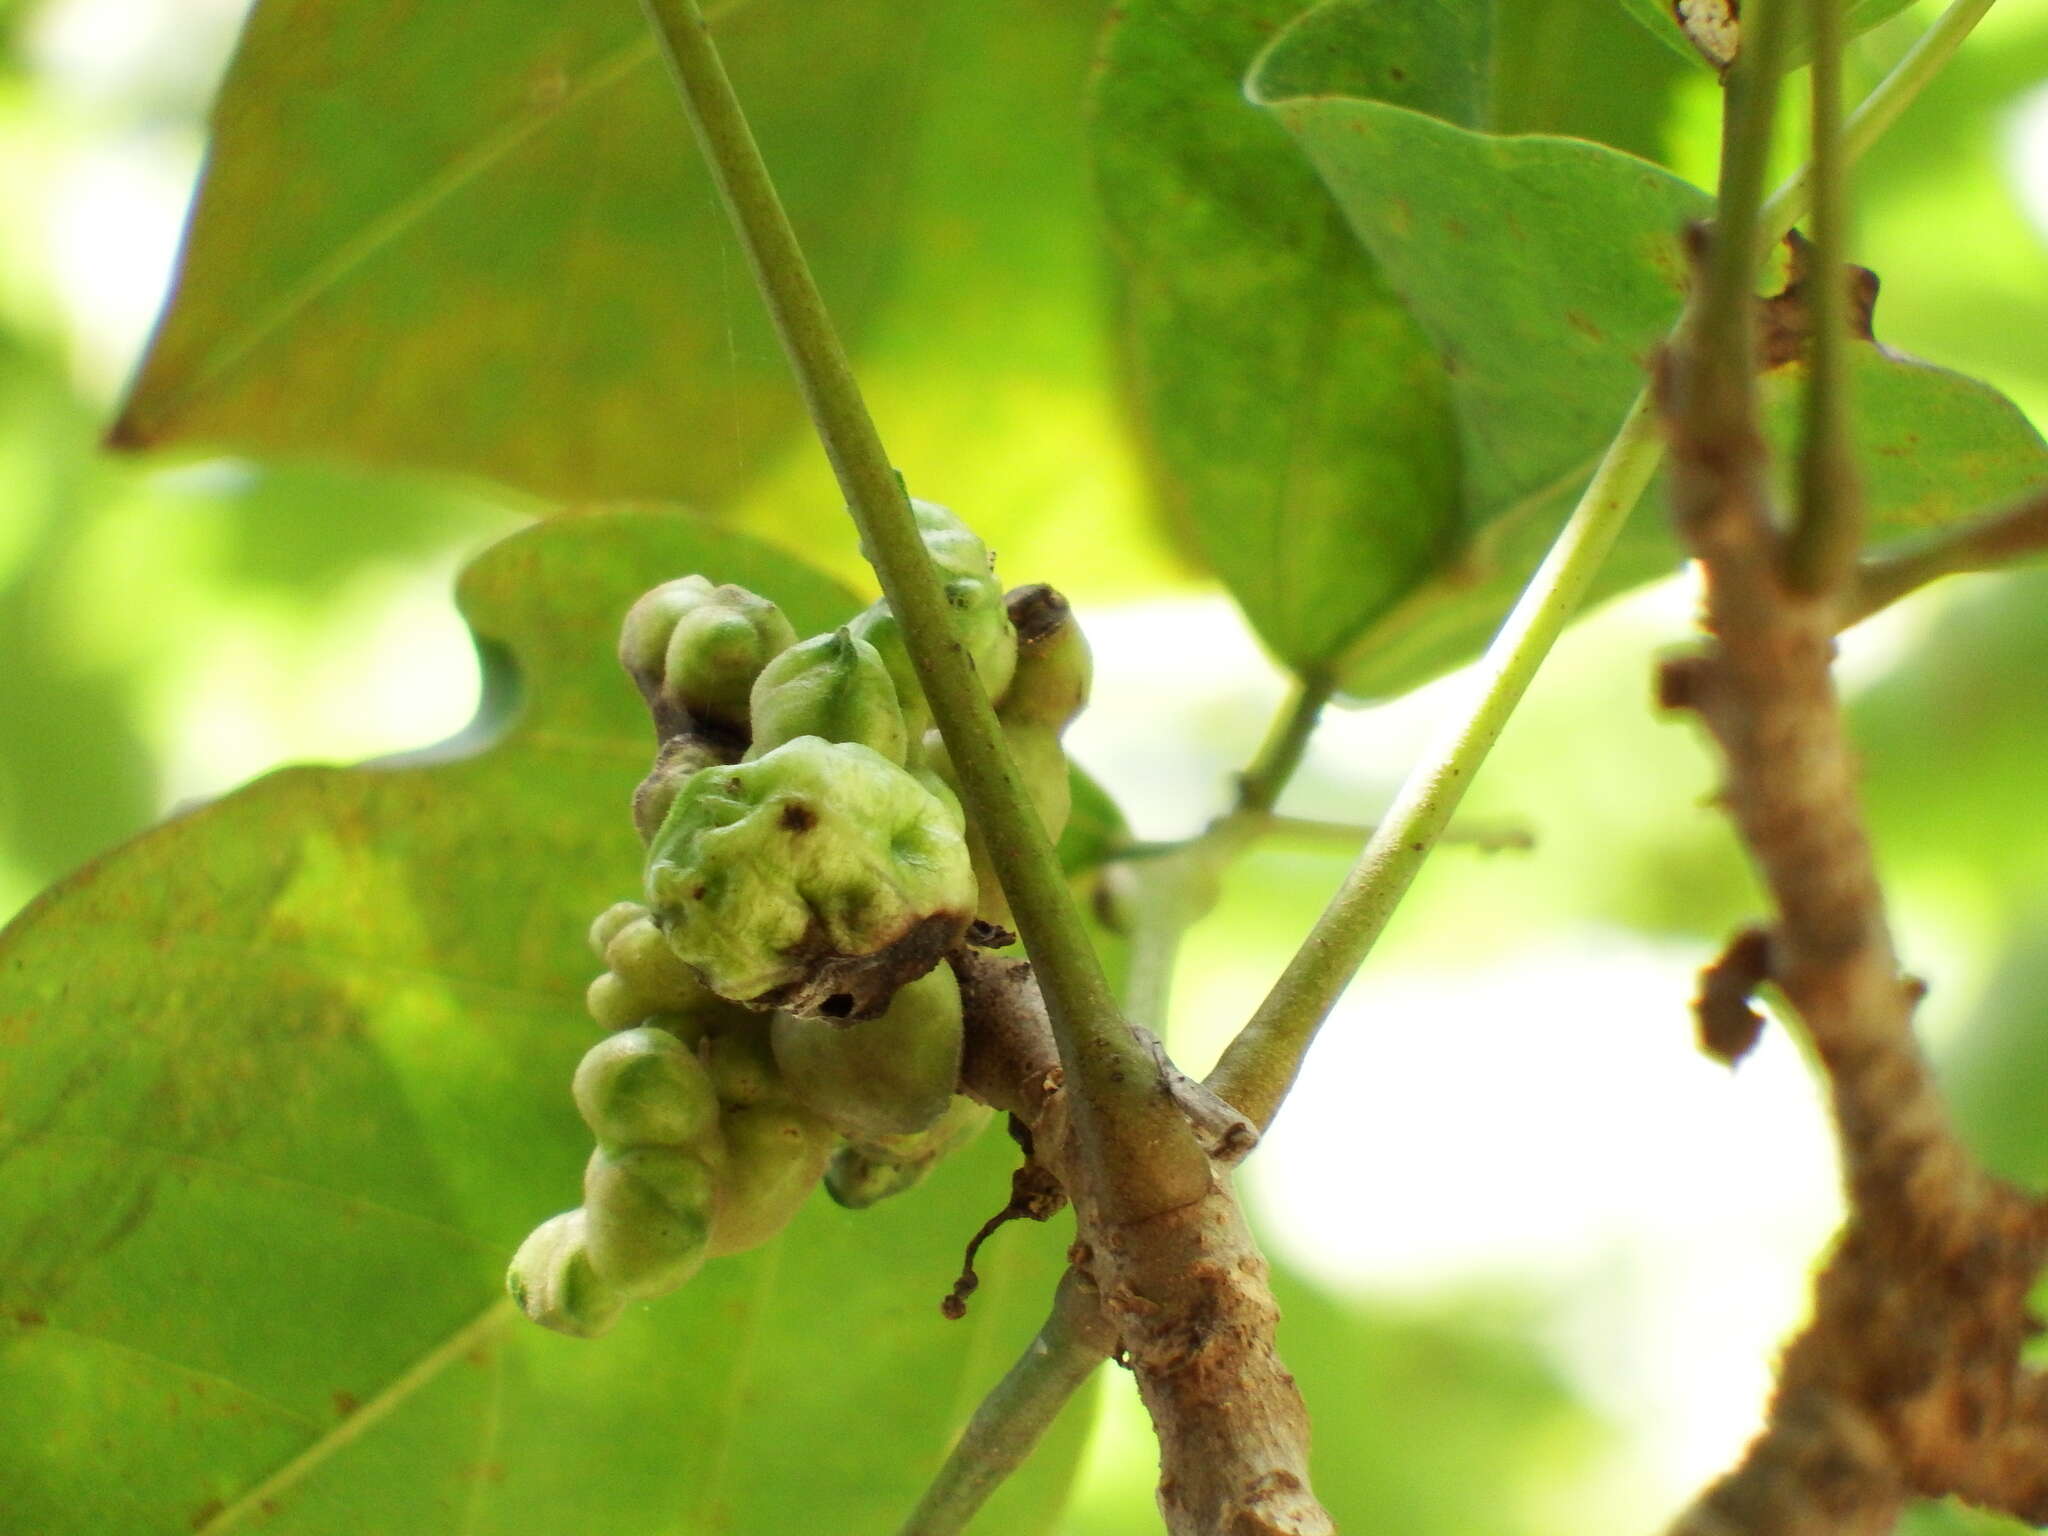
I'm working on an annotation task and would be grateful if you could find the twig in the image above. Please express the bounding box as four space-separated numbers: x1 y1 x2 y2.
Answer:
637 0 1205 1219
952 952 1332 1536
1843 482 2048 625
1658 3 2048 1529
1783 0 1860 595
1237 670 1338 815
897 1270 1119 1536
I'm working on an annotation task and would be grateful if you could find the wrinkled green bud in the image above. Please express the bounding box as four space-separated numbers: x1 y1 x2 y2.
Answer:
826 1094 994 1210
634 733 733 845
619 576 795 737
645 736 975 1020
772 963 963 1141
747 628 908 764
708 1102 837 1255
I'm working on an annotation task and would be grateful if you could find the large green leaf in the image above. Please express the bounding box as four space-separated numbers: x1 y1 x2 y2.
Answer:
1253 0 2048 697
0 510 1090 1534
1088 0 1469 682
111 0 934 504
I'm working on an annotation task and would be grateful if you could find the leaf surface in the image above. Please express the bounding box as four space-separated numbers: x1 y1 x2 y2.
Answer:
1253 1 2048 697
113 0 931 504
0 510 1090 1534
1088 0 1471 683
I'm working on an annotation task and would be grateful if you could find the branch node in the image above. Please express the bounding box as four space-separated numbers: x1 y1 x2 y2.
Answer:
1696 924 1775 1067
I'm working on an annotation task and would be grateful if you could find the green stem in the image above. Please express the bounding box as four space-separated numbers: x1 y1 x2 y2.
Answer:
1207 392 1665 1129
638 0 1202 1211
1699 0 1791 407
1844 483 2048 623
1784 0 1861 594
1759 0 2000 244
1237 670 1337 815
895 1271 1115 1536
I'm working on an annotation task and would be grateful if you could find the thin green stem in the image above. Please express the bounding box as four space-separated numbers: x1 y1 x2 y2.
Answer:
1237 670 1337 815
1207 392 1665 1129
1759 0 2000 244
1785 0 1861 594
895 1271 1115 1536
1699 0 1791 407
638 0 1202 1211
1844 482 2048 625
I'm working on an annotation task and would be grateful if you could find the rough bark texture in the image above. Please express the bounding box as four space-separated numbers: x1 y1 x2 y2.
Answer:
1656 255 2048 1534
952 951 1334 1536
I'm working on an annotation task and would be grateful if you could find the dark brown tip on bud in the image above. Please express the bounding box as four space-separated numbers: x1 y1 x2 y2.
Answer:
751 909 971 1023
1005 584 1070 648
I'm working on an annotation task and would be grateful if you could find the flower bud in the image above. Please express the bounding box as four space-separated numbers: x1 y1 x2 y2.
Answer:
644 737 975 1019
747 628 908 764
618 576 795 738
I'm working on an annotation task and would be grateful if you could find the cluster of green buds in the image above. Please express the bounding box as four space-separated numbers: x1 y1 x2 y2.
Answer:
509 499 1092 1337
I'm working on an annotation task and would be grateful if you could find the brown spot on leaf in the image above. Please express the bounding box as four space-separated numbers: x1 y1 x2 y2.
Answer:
332 1390 361 1418
189 1500 225 1530
778 801 817 834
1565 310 1605 344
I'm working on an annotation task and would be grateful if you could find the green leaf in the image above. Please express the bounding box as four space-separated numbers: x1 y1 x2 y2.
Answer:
112 0 934 505
1253 3 2048 697
1089 0 1467 683
0 509 1088 1534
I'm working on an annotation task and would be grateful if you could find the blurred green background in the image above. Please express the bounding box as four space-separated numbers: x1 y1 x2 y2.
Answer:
2 0 2047 1530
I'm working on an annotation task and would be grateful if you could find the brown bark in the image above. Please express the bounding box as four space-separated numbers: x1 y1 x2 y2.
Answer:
953 951 1333 1536
1656 257 2048 1534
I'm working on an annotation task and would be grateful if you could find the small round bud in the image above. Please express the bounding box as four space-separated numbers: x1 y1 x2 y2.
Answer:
586 971 656 1033
588 901 647 960
604 916 717 1015
573 1027 722 1152
747 628 908 763
825 1095 994 1210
